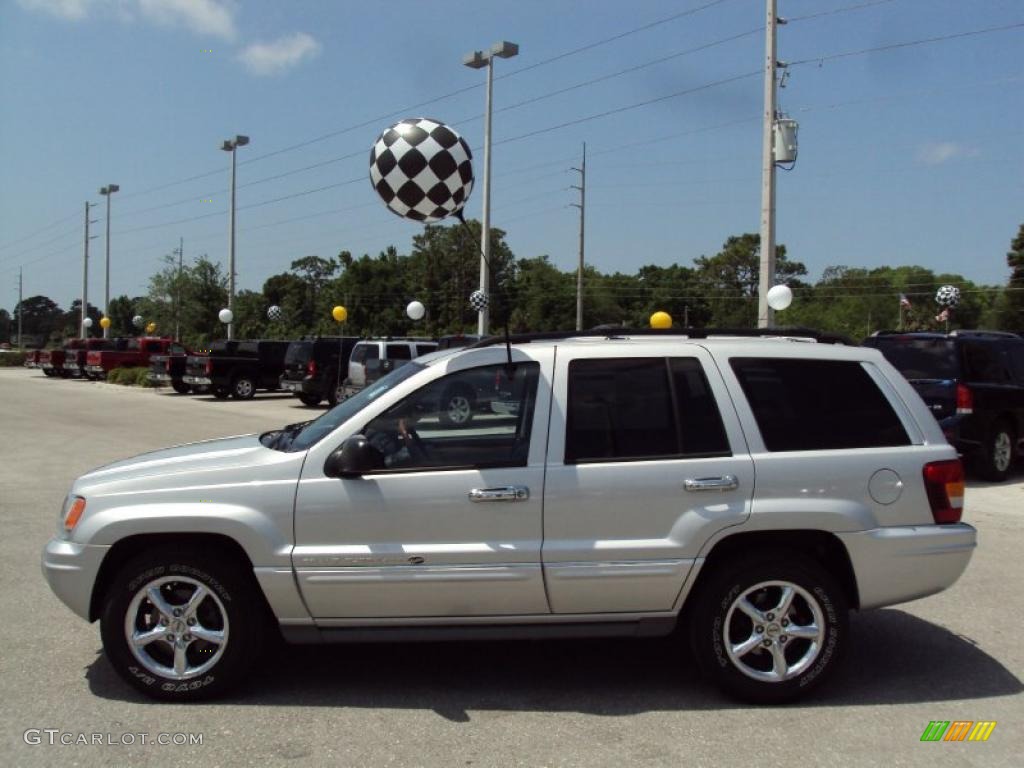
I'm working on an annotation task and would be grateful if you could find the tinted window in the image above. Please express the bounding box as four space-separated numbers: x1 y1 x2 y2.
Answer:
1008 344 1024 383
362 363 540 470
350 345 379 364
866 337 957 380
285 342 312 366
386 344 412 360
415 344 438 357
670 358 730 455
730 358 910 451
566 358 677 463
962 342 1011 384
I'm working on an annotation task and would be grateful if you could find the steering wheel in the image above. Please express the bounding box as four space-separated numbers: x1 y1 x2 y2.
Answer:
403 425 432 464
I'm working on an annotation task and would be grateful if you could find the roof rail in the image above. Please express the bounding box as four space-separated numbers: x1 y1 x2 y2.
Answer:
871 329 1021 340
468 326 855 348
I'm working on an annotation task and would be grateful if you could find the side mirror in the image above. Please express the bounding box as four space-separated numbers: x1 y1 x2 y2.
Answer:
323 435 385 478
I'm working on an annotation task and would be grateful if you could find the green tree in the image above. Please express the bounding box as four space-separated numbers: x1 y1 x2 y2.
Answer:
14 295 64 341
999 223 1024 331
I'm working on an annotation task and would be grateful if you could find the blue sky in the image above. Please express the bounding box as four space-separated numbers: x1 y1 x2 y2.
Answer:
1 0 1022 313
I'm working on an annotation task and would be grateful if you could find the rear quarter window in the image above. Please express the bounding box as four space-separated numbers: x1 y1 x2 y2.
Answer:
730 358 910 452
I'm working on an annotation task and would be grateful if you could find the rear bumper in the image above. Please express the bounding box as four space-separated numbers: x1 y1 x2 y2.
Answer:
41 538 110 621
837 523 976 610
280 376 316 394
183 375 211 386
148 372 173 383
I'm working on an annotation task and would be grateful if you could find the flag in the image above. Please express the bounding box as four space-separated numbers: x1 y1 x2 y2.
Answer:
935 308 950 322
900 293 912 308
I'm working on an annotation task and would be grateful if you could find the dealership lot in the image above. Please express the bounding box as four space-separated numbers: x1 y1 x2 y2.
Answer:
1 367 1021 767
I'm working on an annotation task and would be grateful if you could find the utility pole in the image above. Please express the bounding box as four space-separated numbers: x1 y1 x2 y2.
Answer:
757 0 785 328
174 237 184 342
17 267 23 349
570 143 587 331
81 202 97 339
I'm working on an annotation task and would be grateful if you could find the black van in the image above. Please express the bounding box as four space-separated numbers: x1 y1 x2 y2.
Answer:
863 330 1024 480
280 336 360 407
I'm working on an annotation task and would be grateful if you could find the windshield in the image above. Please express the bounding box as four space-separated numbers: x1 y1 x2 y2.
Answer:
283 362 426 452
868 337 958 380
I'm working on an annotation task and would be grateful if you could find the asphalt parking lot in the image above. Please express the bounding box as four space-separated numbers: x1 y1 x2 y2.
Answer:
1 366 1021 767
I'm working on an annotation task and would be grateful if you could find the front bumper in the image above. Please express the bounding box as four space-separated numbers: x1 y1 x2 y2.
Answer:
41 538 110 621
148 372 172 383
183 375 211 386
85 365 105 374
837 523 976 610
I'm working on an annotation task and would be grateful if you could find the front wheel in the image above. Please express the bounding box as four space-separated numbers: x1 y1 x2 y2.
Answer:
99 548 265 701
299 393 321 407
690 553 848 704
231 376 256 400
978 420 1016 482
171 380 191 395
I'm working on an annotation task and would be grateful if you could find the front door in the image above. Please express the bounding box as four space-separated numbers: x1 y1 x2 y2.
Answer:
293 360 551 619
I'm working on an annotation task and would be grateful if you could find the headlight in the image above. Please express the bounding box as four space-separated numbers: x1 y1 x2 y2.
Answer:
62 496 86 533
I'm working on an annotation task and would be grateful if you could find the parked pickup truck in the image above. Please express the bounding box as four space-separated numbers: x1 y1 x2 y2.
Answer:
183 339 291 399
85 337 175 379
23 349 43 368
40 339 86 378
65 338 121 379
147 342 196 393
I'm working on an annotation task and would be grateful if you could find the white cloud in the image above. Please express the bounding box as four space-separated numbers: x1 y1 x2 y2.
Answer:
916 141 980 166
237 32 321 76
16 0 95 20
137 0 236 41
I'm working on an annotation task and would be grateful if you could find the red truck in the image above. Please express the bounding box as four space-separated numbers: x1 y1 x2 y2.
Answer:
65 338 122 379
84 337 175 379
40 339 87 378
23 349 43 369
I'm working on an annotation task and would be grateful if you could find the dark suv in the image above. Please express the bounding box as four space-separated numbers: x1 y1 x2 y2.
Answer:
280 336 360 407
863 330 1024 480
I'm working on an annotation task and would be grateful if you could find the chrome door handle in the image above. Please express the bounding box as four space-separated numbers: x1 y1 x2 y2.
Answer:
684 475 739 492
468 486 530 502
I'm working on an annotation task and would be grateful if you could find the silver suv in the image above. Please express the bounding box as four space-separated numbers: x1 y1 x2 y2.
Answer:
42 331 976 703
345 338 437 392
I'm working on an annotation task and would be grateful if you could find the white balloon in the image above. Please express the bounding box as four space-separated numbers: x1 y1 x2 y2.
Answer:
406 300 426 321
767 284 793 311
218 308 233 324
82 318 93 328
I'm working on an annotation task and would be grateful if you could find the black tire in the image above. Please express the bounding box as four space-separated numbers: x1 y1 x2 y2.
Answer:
99 547 266 701
327 379 348 407
689 551 848 704
231 375 256 400
439 385 475 427
977 419 1015 482
299 393 322 407
43 369 55 377
171 380 191 395
211 386 230 400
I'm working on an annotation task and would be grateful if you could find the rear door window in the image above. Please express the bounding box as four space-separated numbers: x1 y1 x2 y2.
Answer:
386 344 412 360
962 342 1012 384
415 344 438 357
730 358 910 451
351 345 379 365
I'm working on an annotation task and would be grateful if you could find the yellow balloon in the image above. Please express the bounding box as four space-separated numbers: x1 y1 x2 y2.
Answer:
145 322 156 334
650 311 672 329
99 316 111 329
332 305 348 323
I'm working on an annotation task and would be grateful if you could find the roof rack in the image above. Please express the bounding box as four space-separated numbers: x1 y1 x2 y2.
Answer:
468 327 855 349
871 329 1021 340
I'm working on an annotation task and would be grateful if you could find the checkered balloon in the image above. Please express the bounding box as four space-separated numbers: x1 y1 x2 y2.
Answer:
132 315 144 329
935 285 961 308
267 305 283 321
469 290 489 312
369 118 474 223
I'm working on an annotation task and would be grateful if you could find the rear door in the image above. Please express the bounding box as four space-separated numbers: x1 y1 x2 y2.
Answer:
542 345 755 614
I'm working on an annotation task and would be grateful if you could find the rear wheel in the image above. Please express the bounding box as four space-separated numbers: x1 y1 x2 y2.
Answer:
690 552 848 704
99 547 265 701
211 386 230 400
439 385 475 427
171 380 190 395
978 419 1015 482
232 375 256 400
299 393 321 407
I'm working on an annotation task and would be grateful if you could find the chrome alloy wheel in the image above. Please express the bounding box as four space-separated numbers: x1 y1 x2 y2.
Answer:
723 580 825 683
446 394 472 425
993 431 1013 473
235 379 254 398
124 575 229 680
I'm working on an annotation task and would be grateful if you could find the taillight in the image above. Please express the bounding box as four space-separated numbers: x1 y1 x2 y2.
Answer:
205 358 213 375
307 360 317 377
956 384 973 415
165 358 172 372
922 460 965 524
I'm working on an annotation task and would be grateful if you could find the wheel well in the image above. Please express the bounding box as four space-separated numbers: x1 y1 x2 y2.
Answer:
688 530 861 611
233 369 256 384
88 533 258 622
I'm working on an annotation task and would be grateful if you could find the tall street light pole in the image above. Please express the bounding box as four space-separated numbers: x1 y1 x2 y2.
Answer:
463 40 518 337
99 184 119 338
570 143 586 331
81 201 97 339
220 135 249 340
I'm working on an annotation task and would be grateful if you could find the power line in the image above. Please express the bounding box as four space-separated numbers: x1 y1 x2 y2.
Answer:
787 0 899 24
0 209 79 252
790 20 1024 67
